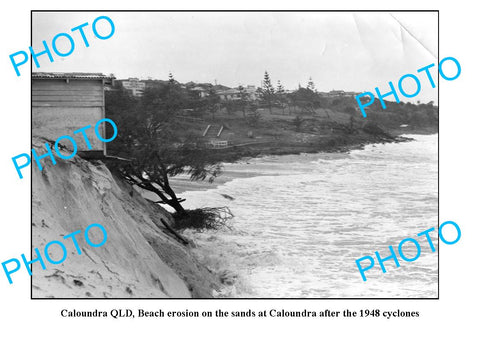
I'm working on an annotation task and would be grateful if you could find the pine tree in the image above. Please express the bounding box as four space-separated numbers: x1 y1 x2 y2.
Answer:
276 80 285 95
276 80 286 114
261 71 276 114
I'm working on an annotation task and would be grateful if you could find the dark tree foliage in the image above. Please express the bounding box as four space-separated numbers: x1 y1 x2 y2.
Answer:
292 116 303 131
344 106 357 115
117 136 222 215
105 76 222 215
260 71 276 114
223 100 238 115
288 87 322 114
245 103 261 127
205 86 221 120
237 85 250 119
191 85 220 120
276 80 287 114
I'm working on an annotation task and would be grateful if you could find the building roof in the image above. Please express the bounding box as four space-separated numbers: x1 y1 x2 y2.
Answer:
191 86 208 91
117 78 143 82
217 89 239 95
32 72 112 80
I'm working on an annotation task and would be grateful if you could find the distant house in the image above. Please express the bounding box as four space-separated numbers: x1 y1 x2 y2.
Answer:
217 85 258 101
328 90 345 97
117 77 146 97
32 72 113 157
317 90 359 98
243 85 259 101
217 88 240 101
318 90 359 98
191 86 210 98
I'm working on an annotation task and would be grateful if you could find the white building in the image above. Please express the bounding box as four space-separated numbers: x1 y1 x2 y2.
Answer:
217 85 258 101
120 78 146 97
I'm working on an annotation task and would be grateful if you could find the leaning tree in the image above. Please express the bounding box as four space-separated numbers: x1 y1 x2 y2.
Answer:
106 75 223 216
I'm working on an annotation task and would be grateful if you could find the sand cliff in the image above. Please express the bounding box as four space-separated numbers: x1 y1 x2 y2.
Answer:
32 138 218 298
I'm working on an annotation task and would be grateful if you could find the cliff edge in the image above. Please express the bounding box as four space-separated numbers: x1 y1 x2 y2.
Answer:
32 138 218 298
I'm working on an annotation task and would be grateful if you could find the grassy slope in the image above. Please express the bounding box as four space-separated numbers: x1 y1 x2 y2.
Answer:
174 98 438 162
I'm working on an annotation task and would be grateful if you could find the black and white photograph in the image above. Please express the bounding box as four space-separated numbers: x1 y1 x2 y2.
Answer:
30 11 438 299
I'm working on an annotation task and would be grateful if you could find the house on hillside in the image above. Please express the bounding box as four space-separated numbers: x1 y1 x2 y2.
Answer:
243 85 259 100
116 77 145 97
328 90 345 97
32 72 113 157
217 85 258 101
217 88 240 101
191 86 210 98
319 90 358 98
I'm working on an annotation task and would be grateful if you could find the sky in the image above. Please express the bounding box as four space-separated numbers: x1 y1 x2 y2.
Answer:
32 11 438 103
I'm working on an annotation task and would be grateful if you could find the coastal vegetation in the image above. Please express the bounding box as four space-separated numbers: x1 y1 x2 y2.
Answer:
105 75 223 217
105 72 438 228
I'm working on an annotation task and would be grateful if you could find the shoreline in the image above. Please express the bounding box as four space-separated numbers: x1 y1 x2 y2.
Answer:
174 133 438 298
171 130 437 195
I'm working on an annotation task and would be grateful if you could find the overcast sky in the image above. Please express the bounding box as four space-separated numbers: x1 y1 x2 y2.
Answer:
32 11 438 103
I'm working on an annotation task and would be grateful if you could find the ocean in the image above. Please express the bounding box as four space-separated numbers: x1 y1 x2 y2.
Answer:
176 134 438 298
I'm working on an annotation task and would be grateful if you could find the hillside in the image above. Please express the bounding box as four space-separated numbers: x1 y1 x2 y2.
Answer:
32 137 219 298
106 80 438 165
166 99 437 163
